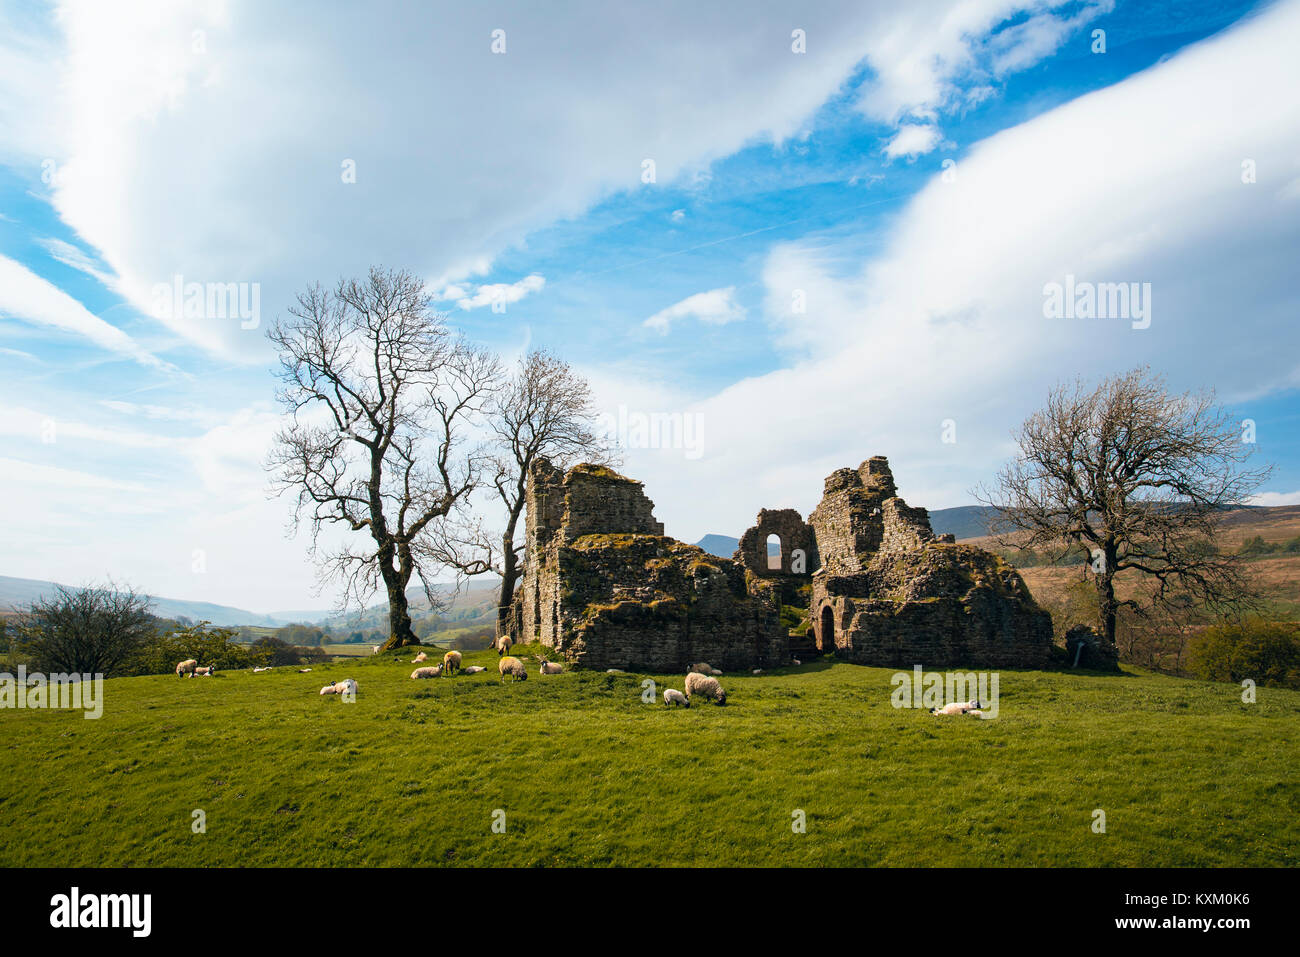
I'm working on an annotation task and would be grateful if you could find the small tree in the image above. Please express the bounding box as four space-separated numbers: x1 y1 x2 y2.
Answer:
268 267 501 650
14 583 156 676
978 368 1270 658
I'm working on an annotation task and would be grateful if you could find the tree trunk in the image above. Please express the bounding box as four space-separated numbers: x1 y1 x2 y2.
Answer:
379 552 418 650
1095 553 1120 658
495 534 519 639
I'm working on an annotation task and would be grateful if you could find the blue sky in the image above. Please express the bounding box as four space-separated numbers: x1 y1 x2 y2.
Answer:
1 0 1297 612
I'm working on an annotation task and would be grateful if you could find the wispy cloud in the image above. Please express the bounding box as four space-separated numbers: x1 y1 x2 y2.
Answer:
0 255 172 371
644 286 746 334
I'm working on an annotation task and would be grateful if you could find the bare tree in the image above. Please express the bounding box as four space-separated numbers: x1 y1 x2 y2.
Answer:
977 367 1270 657
268 267 501 650
441 350 612 637
14 582 156 676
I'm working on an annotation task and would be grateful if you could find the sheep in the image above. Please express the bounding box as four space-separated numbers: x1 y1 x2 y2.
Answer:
319 678 358 696
442 650 462 676
663 688 689 708
792 659 802 667
175 659 198 678
411 651 429 663
688 662 722 677
752 669 764 675
537 657 563 675
495 634 513 656
684 671 727 706
498 656 528 682
193 665 215 677
930 699 981 716
462 665 486 674
410 665 442 679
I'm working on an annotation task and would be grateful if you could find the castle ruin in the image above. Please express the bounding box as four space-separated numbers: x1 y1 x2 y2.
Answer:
507 455 1053 671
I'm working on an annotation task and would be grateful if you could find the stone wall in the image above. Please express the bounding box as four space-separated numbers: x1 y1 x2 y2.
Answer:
734 508 819 577
809 456 1053 668
510 458 786 670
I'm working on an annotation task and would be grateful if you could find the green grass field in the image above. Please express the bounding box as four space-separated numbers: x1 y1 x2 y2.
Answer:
2 646 1296 867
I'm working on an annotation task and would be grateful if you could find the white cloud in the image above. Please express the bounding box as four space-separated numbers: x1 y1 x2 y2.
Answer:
37 236 118 288
454 274 546 312
671 209 686 223
0 255 171 370
644 286 746 334
1248 490 1300 507
0 0 1116 361
882 124 942 158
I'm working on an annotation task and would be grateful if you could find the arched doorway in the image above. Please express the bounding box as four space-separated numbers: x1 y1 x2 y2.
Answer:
766 533 782 571
819 605 835 652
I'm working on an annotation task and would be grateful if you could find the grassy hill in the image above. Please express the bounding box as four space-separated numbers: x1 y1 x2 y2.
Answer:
2 647 1295 867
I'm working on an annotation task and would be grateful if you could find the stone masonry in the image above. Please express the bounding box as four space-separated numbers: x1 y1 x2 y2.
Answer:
509 460 786 671
509 454 1052 671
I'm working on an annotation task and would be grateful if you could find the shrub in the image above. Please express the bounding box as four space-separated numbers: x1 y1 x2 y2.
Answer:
1186 617 1300 689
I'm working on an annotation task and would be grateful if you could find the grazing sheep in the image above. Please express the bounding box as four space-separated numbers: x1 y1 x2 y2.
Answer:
193 665 215 677
498 656 528 682
319 678 358 696
442 650 462 676
410 666 442 679
411 651 428 663
684 671 727 706
462 665 486 674
175 659 198 678
663 688 689 708
930 699 980 716
372 645 380 654
537 657 564 675
495 634 513 656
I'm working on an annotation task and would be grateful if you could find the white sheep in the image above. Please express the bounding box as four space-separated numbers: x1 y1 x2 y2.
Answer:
792 659 802 666
253 666 272 673
684 671 727 706
462 665 486 674
411 651 429 663
442 650 462 676
410 666 442 679
537 657 563 675
499 656 528 682
930 699 981 716
193 665 215 677
175 659 197 678
319 678 358 696
495 634 513 656
663 688 689 708
752 669 764 675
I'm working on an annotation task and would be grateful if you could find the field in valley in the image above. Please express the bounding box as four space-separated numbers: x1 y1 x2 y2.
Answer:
1 645 1296 868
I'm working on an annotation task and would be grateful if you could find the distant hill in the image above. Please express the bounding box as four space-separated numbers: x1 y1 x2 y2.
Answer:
0 575 312 628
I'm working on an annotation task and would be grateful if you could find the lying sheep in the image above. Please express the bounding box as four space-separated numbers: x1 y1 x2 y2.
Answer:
663 688 689 708
688 662 722 677
410 666 442 679
442 650 462 676
684 671 727 706
462 665 486 675
411 651 428 663
930 699 981 716
499 656 528 682
253 666 272 673
495 634 513 656
319 678 358 696
537 657 563 675
175 659 198 678
193 665 215 677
